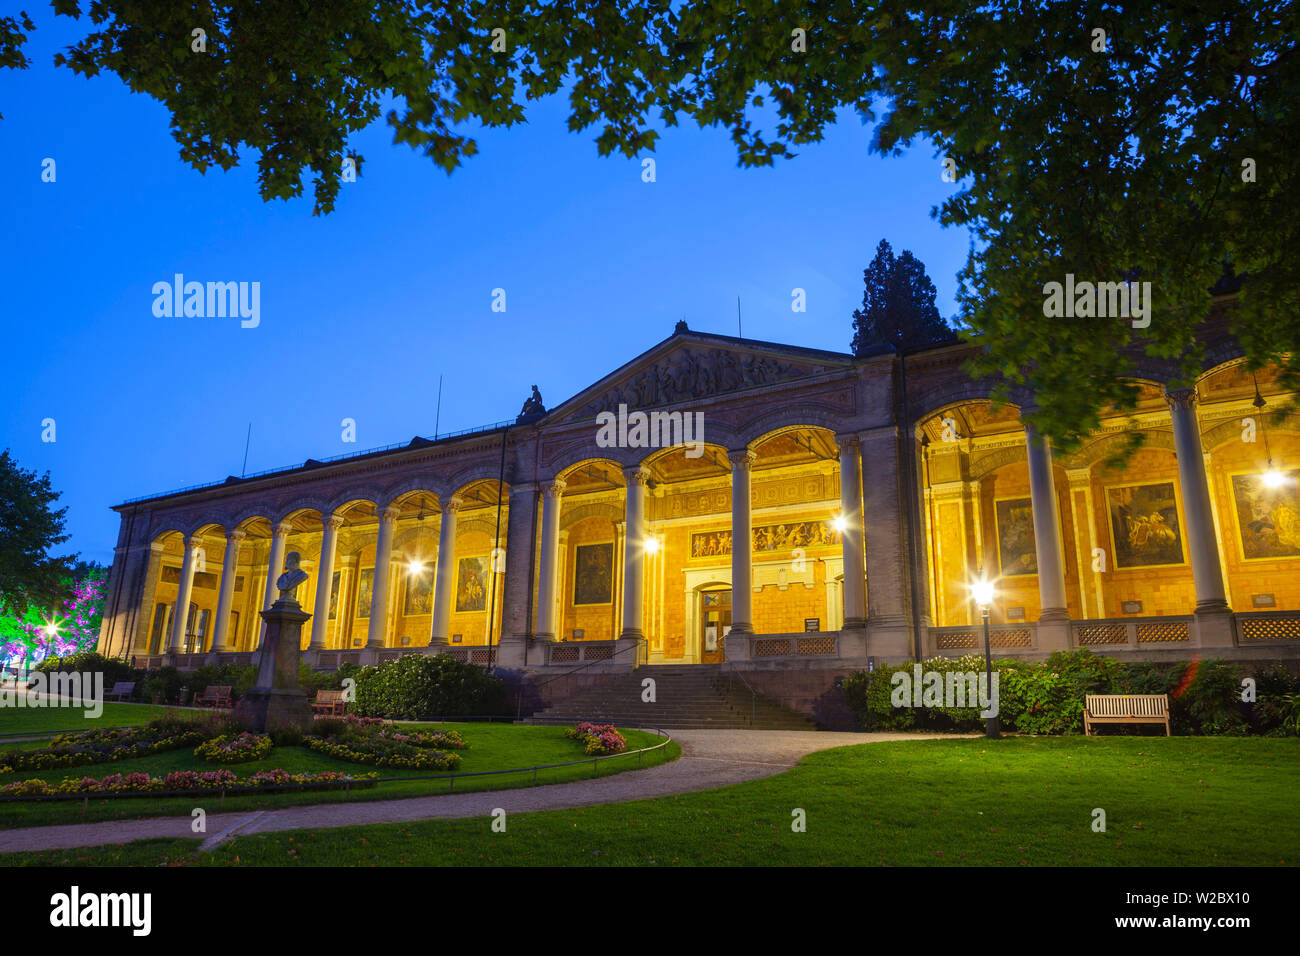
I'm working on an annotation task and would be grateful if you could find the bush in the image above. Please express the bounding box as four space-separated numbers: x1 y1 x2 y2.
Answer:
840 649 1282 736
34 651 135 689
351 654 507 719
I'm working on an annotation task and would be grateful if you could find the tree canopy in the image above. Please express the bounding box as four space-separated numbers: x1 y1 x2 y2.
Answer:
0 449 76 616
6 1 1297 449
851 239 957 356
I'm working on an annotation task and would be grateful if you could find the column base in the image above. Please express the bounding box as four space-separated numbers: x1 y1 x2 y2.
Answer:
1194 608 1236 648
428 636 450 649
842 617 867 630
728 623 754 635
233 687 313 734
724 632 750 662
494 635 528 668
1036 612 1071 652
619 628 644 640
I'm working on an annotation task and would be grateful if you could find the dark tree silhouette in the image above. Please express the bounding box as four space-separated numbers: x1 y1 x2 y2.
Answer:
0 449 76 615
851 240 957 356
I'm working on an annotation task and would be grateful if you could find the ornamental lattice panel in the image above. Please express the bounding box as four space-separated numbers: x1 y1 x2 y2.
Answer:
1240 616 1300 641
1136 621 1189 642
1075 624 1129 645
990 629 1032 647
585 645 614 660
797 635 836 655
550 645 579 663
754 638 792 656
936 631 978 649
470 648 492 664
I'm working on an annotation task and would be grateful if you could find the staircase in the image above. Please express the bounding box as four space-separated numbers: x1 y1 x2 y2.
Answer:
528 664 816 730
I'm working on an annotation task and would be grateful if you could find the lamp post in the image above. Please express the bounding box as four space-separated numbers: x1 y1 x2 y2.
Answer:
970 577 1001 739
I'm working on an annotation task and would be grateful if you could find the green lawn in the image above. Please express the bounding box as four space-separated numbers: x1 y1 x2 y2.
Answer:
0 701 184 737
3 736 1295 866
0 722 677 828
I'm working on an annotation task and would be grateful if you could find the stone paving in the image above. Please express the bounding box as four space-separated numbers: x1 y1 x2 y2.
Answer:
0 729 973 853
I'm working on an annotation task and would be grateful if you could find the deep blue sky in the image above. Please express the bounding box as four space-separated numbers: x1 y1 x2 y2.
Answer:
1 11 970 566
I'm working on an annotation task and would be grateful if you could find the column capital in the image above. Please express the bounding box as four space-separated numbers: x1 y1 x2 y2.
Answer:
273 520 293 537
227 528 247 543
834 432 861 453
623 465 652 486
542 478 567 499
323 513 345 531
1164 386 1198 411
727 449 757 469
380 504 401 522
443 495 465 513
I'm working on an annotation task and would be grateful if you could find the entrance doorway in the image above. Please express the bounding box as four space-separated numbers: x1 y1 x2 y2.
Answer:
700 588 731 663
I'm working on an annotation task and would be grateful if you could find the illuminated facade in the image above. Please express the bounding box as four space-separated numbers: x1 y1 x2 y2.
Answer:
96 320 1300 679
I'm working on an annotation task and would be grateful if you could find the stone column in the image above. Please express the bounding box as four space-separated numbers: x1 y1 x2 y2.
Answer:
1166 387 1234 645
620 466 650 639
496 482 536 667
837 434 868 630
133 542 166 655
858 426 913 658
309 514 343 650
364 505 399 649
728 450 756 635
429 496 462 646
210 530 245 653
1025 424 1070 650
167 535 199 653
535 478 566 640
261 521 290 614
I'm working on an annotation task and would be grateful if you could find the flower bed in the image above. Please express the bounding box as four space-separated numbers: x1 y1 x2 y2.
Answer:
194 733 274 764
0 726 206 772
302 735 462 770
375 727 467 750
0 768 378 798
563 722 627 755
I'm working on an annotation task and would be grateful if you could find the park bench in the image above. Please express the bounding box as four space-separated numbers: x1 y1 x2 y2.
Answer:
105 681 135 702
193 684 233 709
1084 694 1171 736
312 688 347 716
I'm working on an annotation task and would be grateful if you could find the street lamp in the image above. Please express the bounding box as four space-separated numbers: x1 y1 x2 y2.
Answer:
969 576 1001 739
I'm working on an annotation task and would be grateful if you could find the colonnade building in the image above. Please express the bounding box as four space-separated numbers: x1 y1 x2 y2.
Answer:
96 321 1300 691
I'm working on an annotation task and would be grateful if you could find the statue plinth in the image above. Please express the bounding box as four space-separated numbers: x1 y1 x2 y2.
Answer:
234 597 314 733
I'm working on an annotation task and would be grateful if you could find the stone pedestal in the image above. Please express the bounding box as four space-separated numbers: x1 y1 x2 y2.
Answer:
494 634 528 668
235 599 313 733
1195 609 1237 648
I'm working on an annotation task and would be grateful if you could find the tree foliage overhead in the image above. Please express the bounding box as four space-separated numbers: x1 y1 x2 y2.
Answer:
0 449 76 615
7 2 1298 449
851 238 957 356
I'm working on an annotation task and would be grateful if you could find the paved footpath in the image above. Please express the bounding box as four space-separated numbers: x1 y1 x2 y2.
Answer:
0 730 970 853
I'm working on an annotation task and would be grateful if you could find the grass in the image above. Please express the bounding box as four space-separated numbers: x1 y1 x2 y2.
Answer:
0 722 678 829
0 701 183 737
2 736 1295 866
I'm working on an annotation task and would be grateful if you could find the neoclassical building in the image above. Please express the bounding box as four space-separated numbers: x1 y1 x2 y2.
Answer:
96 318 1300 695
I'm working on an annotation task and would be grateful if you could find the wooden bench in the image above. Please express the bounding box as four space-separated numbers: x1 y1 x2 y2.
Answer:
105 681 135 702
312 688 347 716
1084 694 1171 736
193 684 233 709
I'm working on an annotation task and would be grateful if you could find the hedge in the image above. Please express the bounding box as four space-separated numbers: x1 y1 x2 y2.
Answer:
349 654 508 719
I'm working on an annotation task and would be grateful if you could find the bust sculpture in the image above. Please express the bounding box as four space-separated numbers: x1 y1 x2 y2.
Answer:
276 551 310 601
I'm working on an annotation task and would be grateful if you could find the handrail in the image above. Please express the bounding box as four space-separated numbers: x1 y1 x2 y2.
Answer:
725 664 758 727
518 636 648 718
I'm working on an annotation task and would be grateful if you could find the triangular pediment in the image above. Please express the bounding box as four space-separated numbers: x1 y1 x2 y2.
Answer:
547 330 854 424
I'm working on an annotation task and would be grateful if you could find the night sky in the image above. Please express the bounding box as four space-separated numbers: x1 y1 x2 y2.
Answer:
2 11 968 565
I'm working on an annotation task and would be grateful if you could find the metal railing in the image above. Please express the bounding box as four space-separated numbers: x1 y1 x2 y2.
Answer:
519 636 648 719
119 419 512 505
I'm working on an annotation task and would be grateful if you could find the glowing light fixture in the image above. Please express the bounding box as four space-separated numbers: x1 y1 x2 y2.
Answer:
643 536 661 555
969 577 995 609
1253 373 1288 491
832 515 849 533
1262 469 1286 490
407 558 425 576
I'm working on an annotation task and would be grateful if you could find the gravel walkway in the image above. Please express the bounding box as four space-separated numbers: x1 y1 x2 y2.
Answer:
0 729 971 853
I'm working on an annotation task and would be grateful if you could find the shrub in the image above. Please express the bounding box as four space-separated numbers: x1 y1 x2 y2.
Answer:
33 651 134 689
351 654 507 719
840 650 1275 736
